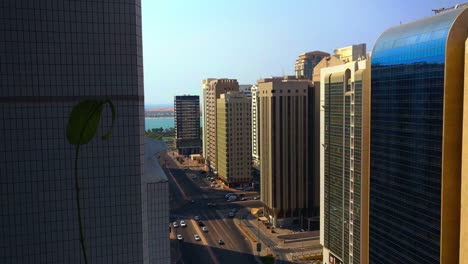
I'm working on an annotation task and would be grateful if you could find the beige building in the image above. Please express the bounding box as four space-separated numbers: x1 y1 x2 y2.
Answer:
461 37 468 263
216 91 252 186
259 76 318 228
295 51 330 80
333 43 366 63
201 78 239 171
319 59 370 264
251 85 260 166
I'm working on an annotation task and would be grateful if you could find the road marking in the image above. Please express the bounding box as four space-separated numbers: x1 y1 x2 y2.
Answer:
190 219 219 264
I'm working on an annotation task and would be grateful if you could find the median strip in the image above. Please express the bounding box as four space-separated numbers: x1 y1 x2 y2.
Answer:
238 223 257 243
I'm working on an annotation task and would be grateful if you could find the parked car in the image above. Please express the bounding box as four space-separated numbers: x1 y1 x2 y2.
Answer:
198 221 205 227
218 239 225 245
194 215 200 221
253 196 260 200
228 212 234 218
240 197 248 201
201 226 208 232
225 193 235 199
194 235 201 241
180 220 187 227
177 234 183 241
173 222 179 228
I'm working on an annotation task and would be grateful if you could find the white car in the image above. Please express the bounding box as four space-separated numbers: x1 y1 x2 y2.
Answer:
173 222 179 228
240 197 248 201
194 215 200 221
225 193 235 198
180 220 187 227
194 234 201 241
177 234 183 241
201 226 208 232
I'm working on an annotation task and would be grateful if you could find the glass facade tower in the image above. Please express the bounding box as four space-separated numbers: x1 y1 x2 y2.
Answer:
370 7 468 263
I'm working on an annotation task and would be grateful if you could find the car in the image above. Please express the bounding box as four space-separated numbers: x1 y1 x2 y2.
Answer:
218 239 225 245
194 235 201 241
227 195 237 202
177 234 183 241
191 200 195 204
228 212 234 218
180 220 187 227
197 221 205 227
207 203 217 207
194 215 200 221
191 175 197 179
201 226 208 232
253 196 260 200
210 183 215 187
240 197 248 201
225 193 235 198
235 187 243 190
173 222 179 228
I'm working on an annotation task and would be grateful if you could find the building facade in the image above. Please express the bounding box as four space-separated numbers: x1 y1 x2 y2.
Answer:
0 1 169 263
216 92 252 186
295 51 330 80
259 76 318 228
239 84 253 98
201 79 239 171
174 95 201 156
320 60 370 264
251 85 260 167
369 6 468 263
201 78 215 157
333 44 367 63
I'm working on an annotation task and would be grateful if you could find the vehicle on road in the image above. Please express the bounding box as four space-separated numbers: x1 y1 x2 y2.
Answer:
194 215 200 221
218 239 225 245
227 195 237 202
228 212 235 218
243 187 254 191
197 221 205 227
194 234 201 241
240 197 248 201
201 226 208 232
173 222 179 228
235 187 243 190
225 193 235 199
177 234 183 241
180 220 187 227
253 196 260 200
210 183 215 188
207 203 217 207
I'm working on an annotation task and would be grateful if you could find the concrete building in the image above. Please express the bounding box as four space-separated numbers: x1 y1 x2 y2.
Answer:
251 85 260 167
239 84 253 98
295 51 330 80
369 6 468 263
201 79 239 171
216 92 252 186
333 44 366 63
201 78 215 157
258 76 319 228
174 95 201 156
0 1 169 263
320 59 370 264
461 35 468 263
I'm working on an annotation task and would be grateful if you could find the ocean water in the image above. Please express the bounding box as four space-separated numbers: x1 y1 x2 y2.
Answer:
145 117 202 130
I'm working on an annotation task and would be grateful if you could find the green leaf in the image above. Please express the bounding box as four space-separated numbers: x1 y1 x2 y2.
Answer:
66 99 116 145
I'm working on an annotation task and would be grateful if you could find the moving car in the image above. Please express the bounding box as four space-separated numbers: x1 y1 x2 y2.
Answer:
253 196 260 200
225 193 235 199
194 215 200 221
201 226 208 232
228 212 235 218
194 234 201 241
180 220 187 227
173 222 179 228
177 234 183 241
218 239 225 245
240 197 248 201
197 221 205 227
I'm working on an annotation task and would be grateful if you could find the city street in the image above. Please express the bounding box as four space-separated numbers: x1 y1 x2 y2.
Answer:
164 152 261 264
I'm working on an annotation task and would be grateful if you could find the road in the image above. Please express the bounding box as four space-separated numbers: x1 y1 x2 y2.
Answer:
164 152 261 264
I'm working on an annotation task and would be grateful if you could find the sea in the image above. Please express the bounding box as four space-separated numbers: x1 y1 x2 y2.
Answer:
145 117 202 130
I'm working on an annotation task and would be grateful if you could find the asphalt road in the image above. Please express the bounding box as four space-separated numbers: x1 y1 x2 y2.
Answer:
165 153 260 264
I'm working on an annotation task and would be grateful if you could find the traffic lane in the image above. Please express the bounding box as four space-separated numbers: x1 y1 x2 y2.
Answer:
174 219 215 264
169 168 203 198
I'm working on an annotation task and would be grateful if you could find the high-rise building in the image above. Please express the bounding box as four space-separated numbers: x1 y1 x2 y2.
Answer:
216 92 252 186
239 84 253 98
174 95 201 156
333 44 367 63
295 51 330 80
461 35 468 264
201 79 239 171
369 6 468 263
259 76 319 228
201 78 215 157
320 59 370 264
251 85 260 167
0 1 169 263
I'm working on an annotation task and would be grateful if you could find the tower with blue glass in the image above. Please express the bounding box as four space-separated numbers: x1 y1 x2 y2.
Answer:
370 6 468 263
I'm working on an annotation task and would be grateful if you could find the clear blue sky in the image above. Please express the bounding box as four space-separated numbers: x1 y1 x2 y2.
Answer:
142 0 460 106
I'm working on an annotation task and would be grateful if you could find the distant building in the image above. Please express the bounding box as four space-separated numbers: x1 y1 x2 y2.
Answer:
216 91 252 186
251 85 260 167
258 76 319 228
369 6 468 264
201 78 216 157
320 59 370 264
295 51 330 80
174 95 201 156
239 84 253 98
333 43 366 63
201 79 239 171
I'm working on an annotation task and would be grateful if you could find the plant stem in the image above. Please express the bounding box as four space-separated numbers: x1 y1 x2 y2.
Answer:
74 145 89 264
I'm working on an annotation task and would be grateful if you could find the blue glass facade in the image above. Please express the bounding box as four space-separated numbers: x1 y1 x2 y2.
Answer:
369 9 465 264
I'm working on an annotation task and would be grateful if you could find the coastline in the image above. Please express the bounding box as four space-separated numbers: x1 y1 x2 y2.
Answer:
145 116 174 119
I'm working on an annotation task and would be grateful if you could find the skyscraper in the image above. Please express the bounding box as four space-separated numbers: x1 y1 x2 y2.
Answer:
251 85 260 167
295 51 330 80
0 1 169 263
320 59 370 264
216 92 252 186
201 78 239 171
239 84 253 98
369 6 468 263
258 76 319 228
174 95 201 156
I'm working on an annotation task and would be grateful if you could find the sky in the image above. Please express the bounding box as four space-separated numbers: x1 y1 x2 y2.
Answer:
142 0 461 106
